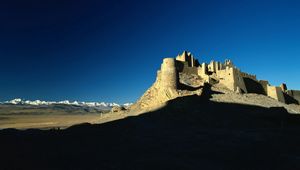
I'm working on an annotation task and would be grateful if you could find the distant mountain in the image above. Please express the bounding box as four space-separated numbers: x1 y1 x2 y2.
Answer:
1 98 132 109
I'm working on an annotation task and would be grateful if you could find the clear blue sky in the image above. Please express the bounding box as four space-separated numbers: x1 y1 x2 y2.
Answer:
0 0 299 103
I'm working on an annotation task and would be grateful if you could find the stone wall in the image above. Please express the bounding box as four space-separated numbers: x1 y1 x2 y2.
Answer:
176 51 199 67
267 85 285 103
240 72 257 81
178 61 198 74
243 77 266 94
217 67 247 93
233 68 248 93
161 58 179 90
208 61 217 73
198 64 210 83
259 80 269 94
287 90 300 104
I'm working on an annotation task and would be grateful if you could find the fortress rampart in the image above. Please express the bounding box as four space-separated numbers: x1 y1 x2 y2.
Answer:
267 86 286 103
287 90 300 104
240 72 257 80
132 51 299 110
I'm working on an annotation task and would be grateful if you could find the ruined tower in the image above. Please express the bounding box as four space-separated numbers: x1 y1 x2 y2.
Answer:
160 58 178 89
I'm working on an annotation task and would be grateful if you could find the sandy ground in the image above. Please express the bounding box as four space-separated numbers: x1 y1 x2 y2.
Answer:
0 111 137 130
0 114 102 130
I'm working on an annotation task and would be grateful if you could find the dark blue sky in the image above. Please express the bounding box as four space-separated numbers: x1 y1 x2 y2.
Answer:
0 0 299 103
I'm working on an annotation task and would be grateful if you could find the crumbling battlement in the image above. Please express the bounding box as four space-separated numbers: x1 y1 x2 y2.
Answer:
240 72 257 81
176 51 199 67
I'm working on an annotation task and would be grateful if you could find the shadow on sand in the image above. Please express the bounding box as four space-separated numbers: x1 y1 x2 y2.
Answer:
1 84 300 169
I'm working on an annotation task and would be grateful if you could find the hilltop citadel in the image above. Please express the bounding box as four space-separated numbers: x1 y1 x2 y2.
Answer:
132 51 300 109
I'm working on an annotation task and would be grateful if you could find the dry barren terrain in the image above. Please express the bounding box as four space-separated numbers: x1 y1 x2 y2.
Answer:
1 83 300 130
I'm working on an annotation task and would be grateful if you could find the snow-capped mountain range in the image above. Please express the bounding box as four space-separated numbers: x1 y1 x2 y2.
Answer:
1 98 132 108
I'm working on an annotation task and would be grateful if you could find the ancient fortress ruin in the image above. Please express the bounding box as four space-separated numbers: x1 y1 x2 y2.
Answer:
132 51 300 109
